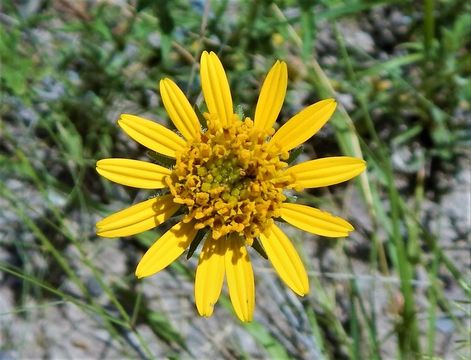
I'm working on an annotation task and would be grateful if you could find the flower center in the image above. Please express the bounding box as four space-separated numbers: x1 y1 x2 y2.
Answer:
166 114 292 242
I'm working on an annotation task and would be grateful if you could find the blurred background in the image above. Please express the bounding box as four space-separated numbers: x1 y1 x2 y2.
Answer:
0 0 470 359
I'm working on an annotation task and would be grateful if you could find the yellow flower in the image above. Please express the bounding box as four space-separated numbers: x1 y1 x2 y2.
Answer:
96 51 366 322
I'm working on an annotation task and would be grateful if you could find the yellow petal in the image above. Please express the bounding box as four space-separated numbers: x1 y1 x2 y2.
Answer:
200 51 233 127
269 99 337 152
135 221 197 278
195 237 225 317
286 157 366 189
160 78 201 141
96 195 179 238
225 235 255 322
259 224 309 296
118 114 186 158
254 60 287 132
280 203 354 238
96 158 171 189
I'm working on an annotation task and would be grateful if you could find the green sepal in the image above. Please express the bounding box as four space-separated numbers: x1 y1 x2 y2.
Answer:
251 238 268 259
287 145 304 165
283 194 298 203
235 104 245 120
149 188 170 198
146 150 176 168
186 229 208 259
194 105 207 129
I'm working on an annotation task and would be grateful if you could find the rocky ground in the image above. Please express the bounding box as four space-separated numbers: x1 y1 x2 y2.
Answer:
0 0 470 359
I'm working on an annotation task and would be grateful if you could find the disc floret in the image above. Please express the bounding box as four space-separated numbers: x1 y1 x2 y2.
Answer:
166 115 292 242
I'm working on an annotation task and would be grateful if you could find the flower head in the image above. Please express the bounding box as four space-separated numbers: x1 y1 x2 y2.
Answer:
96 51 366 322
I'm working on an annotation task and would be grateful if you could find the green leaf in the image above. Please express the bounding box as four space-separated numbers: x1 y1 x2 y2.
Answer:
136 0 154 12
242 321 290 359
357 53 424 78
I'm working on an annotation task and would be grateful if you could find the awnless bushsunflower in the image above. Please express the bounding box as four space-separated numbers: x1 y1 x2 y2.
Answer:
96 51 366 322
